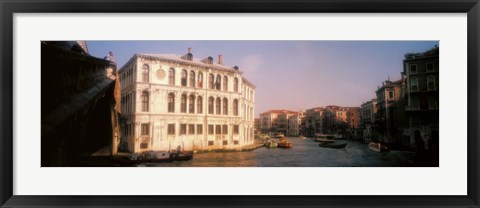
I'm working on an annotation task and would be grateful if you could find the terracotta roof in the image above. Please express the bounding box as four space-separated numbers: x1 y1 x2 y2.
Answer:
260 109 297 115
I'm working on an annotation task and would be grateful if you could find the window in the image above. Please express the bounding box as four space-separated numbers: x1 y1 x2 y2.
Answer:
197 124 203 134
141 123 149 136
142 64 149 82
198 73 203 88
410 77 418 92
427 75 436 91
426 63 434 72
233 99 239 116
180 124 187 135
188 124 195 135
169 68 175 85
223 141 228 145
167 124 175 135
388 91 393 99
208 97 214 114
208 141 214 146
234 78 238 92
223 76 228 91
216 75 221 90
181 70 187 86
141 91 149 112
215 125 222 134
222 124 228 134
208 125 214 134
233 125 239 134
197 96 203 114
223 98 228 115
216 97 221 115
209 74 215 89
168 93 175 112
189 71 196 87
410 64 417 74
181 94 187 113
189 95 195 113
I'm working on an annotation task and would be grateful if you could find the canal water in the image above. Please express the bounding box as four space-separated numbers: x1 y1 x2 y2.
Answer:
142 137 416 167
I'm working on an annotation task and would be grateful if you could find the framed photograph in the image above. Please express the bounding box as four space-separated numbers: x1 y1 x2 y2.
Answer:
1 0 479 207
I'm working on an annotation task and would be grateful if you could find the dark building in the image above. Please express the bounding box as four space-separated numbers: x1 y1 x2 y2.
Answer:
41 41 120 166
403 46 439 165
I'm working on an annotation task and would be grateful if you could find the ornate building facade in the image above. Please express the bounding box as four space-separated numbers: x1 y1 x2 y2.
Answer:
119 50 255 153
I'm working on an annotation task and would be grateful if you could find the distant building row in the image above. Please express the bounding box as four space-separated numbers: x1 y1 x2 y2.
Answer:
257 106 360 138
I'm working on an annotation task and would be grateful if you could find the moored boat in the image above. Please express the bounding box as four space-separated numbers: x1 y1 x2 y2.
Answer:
368 142 389 152
265 140 278 148
273 133 285 138
277 138 293 148
319 142 347 148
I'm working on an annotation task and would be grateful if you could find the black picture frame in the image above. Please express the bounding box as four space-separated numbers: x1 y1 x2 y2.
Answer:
1 0 479 207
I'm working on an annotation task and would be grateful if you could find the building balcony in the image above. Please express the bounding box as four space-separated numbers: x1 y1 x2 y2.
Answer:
405 106 421 111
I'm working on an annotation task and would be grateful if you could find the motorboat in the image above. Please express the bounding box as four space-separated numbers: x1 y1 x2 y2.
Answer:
368 142 389 152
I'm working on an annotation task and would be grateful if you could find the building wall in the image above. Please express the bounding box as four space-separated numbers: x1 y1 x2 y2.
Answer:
119 54 255 153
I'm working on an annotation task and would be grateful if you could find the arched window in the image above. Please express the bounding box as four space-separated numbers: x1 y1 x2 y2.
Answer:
167 93 175 112
197 96 203 114
189 95 195 113
189 71 196 87
427 75 436 91
216 75 221 90
250 90 253 100
142 64 149 82
209 74 215 89
223 76 228 91
216 97 221 115
233 99 238 116
198 73 203 88
223 98 228 115
208 97 214 114
181 94 187 113
234 78 238 92
141 91 149 112
410 77 418 92
181 70 187 86
168 68 175 85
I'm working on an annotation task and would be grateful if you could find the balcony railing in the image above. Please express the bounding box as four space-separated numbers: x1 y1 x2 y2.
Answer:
405 106 421 111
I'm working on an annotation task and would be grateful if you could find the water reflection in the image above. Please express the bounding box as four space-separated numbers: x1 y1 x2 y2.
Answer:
144 137 415 167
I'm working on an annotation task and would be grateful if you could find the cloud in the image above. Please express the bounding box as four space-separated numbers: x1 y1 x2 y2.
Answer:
240 55 264 73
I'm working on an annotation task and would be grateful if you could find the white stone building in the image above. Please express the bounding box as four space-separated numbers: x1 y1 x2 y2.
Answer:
119 50 255 153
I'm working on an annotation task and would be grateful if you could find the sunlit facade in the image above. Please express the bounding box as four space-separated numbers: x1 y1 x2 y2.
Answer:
119 50 255 153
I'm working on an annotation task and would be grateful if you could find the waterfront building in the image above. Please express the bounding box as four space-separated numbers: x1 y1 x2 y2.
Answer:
374 77 409 144
303 107 326 137
359 98 377 142
346 107 360 140
259 109 297 135
119 49 256 153
254 118 260 135
403 46 439 153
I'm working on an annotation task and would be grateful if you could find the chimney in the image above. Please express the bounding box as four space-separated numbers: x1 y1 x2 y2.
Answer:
188 48 192 53
218 55 223 65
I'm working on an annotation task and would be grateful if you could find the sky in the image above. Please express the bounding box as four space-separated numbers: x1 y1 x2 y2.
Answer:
87 41 438 117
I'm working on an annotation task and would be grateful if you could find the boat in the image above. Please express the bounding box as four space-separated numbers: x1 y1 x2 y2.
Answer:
264 140 278 148
273 133 285 138
314 134 335 143
112 150 193 165
277 138 293 148
319 142 347 148
299 135 306 139
333 134 344 140
368 142 389 152
170 152 194 161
